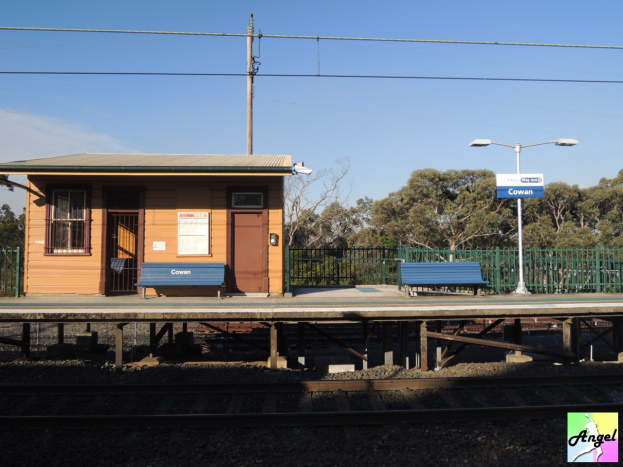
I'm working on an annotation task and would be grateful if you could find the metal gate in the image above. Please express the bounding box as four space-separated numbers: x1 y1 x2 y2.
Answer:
107 212 139 293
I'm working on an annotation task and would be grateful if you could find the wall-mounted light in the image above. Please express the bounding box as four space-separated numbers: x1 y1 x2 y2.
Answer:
292 162 313 175
270 233 279 246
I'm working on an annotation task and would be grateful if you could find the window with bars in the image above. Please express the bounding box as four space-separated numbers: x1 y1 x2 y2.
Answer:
232 192 264 209
45 188 91 254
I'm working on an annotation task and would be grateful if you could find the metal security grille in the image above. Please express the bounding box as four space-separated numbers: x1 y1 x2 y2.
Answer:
108 213 139 293
232 192 263 208
46 189 89 254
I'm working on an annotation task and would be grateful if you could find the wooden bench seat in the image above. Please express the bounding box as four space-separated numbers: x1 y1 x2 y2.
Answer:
400 262 489 296
135 262 226 298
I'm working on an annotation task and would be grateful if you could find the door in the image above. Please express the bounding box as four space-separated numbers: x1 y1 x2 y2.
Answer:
107 212 139 293
232 212 265 293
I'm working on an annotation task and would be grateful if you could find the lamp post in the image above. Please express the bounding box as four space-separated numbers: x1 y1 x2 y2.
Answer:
469 138 578 294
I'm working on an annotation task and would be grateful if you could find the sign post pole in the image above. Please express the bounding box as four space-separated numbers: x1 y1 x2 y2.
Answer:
495 171 546 294
514 144 529 294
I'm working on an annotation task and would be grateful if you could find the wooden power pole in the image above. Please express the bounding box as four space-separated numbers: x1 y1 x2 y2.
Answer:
247 13 255 155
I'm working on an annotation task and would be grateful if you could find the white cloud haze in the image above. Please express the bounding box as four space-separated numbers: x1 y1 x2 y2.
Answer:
0 109 137 211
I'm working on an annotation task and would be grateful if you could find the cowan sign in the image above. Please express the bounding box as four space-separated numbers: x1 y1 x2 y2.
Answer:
496 174 544 199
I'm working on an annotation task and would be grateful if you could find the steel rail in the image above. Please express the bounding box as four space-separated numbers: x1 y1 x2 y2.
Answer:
2 374 622 428
1 373 622 394
2 403 622 428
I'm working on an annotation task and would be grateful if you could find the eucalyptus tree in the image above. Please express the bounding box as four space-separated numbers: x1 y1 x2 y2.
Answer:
581 172 623 246
371 168 514 250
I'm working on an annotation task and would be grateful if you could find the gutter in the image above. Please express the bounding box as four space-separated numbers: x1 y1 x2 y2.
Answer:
0 165 293 175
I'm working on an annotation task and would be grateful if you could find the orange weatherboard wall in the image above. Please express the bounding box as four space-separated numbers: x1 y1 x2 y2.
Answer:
23 175 286 296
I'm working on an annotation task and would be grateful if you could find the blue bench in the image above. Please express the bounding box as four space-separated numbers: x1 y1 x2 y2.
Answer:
136 262 226 299
400 262 489 296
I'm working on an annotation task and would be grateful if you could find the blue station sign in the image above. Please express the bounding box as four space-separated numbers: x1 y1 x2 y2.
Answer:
496 173 544 198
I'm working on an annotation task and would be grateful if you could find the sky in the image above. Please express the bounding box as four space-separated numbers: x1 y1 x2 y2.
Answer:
1 1 623 212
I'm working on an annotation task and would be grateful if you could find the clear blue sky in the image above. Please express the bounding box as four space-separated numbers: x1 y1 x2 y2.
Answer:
2 1 623 212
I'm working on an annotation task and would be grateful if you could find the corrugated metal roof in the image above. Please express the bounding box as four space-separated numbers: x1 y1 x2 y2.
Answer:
0 153 291 168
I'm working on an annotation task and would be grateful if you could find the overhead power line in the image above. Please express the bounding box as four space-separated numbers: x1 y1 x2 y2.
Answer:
1 71 623 84
1 26 622 50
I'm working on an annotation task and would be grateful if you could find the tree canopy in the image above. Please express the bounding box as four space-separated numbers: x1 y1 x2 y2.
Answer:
0 204 25 249
370 169 514 249
285 167 623 250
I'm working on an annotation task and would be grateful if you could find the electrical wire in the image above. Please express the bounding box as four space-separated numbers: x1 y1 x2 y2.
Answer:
1 71 623 84
1 26 622 50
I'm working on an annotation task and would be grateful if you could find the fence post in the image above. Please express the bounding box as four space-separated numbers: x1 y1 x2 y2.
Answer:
336 247 341 286
382 246 386 285
595 245 602 293
495 247 501 294
15 247 21 297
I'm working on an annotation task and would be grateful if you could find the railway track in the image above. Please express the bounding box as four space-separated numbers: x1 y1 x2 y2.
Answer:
1 374 622 428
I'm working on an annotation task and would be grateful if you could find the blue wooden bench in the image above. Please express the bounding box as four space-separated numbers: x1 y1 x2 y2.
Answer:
400 262 489 296
135 262 226 299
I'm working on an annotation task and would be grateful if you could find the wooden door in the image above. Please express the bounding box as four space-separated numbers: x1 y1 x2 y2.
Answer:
232 212 265 293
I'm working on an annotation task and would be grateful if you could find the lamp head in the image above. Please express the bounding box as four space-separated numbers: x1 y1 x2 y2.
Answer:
469 139 492 147
554 138 578 147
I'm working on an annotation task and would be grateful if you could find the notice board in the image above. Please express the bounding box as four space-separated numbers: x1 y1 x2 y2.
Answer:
178 212 210 255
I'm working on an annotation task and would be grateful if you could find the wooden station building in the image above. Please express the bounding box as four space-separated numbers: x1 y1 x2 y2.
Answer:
0 153 292 297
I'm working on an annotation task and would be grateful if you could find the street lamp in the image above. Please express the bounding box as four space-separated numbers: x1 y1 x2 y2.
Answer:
469 138 578 294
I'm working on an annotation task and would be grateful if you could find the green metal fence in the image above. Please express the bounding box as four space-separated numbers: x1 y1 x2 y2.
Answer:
0 247 22 297
398 246 623 294
287 245 623 294
286 246 400 290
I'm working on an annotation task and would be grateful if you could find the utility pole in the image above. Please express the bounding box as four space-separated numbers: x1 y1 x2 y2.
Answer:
246 13 255 155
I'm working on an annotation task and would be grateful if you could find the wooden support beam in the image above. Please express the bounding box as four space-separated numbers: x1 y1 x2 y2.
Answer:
21 323 31 359
0 336 25 346
613 318 623 353
437 319 504 368
438 320 469 367
563 318 581 360
269 322 278 370
115 323 128 371
420 320 428 371
427 330 574 359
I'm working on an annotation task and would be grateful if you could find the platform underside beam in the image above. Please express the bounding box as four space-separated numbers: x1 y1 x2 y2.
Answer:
427 330 575 361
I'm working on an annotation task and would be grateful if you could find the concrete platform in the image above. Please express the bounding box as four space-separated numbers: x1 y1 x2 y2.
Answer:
3 287 623 372
1 287 623 323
